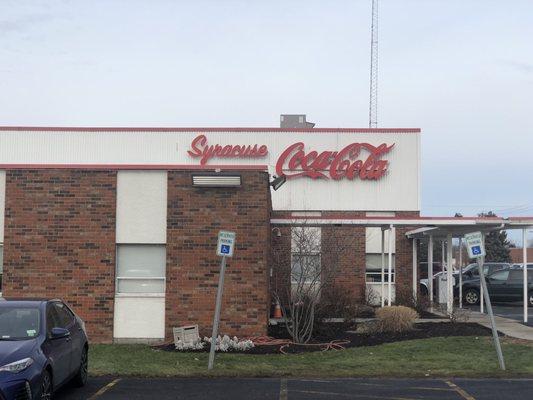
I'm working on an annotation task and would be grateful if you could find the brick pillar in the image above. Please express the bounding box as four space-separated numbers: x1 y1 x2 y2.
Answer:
166 171 270 339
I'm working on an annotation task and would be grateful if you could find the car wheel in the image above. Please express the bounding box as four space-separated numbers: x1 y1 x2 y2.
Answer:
40 370 52 400
464 288 480 305
73 347 88 387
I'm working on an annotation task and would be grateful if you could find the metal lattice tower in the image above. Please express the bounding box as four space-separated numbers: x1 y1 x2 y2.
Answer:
368 0 379 128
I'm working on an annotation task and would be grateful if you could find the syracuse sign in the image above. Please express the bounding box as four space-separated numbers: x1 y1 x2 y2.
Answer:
187 134 394 181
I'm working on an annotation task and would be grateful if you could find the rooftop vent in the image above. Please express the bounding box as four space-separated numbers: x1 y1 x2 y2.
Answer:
280 114 315 129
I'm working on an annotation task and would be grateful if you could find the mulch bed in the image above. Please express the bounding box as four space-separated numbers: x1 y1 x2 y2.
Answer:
154 322 496 355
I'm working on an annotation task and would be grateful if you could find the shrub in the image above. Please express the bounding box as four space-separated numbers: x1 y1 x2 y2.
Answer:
374 306 419 333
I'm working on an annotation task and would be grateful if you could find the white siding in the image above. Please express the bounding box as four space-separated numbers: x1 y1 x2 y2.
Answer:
366 227 396 254
0 171 5 243
0 129 420 212
113 297 165 339
116 171 167 244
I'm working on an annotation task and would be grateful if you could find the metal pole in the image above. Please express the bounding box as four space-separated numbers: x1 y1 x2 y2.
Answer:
459 237 463 309
428 235 434 309
480 235 485 314
208 255 227 370
381 229 385 307
388 224 393 306
447 234 453 315
477 256 506 370
523 228 528 323
412 239 418 301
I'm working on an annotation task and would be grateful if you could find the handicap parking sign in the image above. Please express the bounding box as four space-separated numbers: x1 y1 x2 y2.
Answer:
216 231 236 257
464 231 486 259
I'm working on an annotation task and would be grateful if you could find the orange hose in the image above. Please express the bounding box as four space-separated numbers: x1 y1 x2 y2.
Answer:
248 336 349 354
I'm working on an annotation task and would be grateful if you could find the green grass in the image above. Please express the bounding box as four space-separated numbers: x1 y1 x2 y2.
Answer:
88 337 533 378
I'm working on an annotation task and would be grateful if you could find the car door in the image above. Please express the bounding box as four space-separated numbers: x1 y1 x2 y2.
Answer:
486 269 510 301
55 302 84 376
45 303 72 386
506 270 523 301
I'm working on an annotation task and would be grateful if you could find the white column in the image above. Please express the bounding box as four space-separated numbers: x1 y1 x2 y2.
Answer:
428 235 434 308
381 229 385 307
388 224 393 306
442 241 446 270
523 229 528 323
459 237 463 309
447 233 453 315
412 239 418 301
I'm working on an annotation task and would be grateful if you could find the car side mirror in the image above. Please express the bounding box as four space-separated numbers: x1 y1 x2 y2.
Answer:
50 327 70 339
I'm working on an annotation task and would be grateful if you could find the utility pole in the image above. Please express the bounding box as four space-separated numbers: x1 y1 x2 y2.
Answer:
368 0 379 128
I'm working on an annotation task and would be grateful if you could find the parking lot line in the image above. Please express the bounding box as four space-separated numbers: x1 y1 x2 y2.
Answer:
87 378 121 400
444 381 476 400
291 390 420 400
279 379 288 400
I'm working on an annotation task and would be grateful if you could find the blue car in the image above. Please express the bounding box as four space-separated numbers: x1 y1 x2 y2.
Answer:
0 299 88 400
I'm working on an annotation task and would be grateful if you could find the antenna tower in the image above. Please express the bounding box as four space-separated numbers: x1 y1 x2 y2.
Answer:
369 0 379 128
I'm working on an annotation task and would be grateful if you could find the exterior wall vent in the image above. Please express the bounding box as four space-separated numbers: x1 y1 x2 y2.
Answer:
192 174 242 187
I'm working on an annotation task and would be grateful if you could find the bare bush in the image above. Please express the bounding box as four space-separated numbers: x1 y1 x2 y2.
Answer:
394 285 430 316
374 306 419 333
271 225 361 343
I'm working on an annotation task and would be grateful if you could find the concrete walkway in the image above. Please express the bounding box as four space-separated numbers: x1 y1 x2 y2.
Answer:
466 311 533 341
430 308 533 341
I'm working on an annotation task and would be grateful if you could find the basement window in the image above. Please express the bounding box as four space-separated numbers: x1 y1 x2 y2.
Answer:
116 244 166 294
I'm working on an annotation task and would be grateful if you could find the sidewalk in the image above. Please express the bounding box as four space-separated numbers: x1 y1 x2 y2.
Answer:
466 311 533 341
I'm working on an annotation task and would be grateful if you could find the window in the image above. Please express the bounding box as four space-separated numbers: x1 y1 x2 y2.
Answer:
365 254 395 282
291 227 321 284
46 305 60 334
53 302 74 328
489 270 509 282
116 245 166 294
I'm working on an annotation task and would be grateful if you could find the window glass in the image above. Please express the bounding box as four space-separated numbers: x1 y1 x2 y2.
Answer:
53 303 74 328
489 270 509 281
116 245 166 294
291 227 321 284
46 305 60 333
509 270 523 281
291 254 321 283
0 307 40 339
365 254 395 282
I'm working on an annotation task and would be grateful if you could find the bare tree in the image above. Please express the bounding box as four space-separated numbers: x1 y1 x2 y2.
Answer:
271 224 362 343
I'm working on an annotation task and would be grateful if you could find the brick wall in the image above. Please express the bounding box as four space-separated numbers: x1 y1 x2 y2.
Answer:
394 212 420 297
166 171 271 339
3 170 116 342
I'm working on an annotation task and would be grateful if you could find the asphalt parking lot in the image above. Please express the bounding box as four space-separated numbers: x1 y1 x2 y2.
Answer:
55 377 533 400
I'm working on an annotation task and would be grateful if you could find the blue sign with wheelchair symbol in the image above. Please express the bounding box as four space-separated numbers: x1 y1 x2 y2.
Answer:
472 245 481 255
220 244 230 254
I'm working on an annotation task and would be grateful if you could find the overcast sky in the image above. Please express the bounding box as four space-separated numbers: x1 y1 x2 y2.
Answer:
1 0 532 243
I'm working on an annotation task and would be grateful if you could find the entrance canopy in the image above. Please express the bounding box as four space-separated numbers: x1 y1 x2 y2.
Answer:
271 215 533 323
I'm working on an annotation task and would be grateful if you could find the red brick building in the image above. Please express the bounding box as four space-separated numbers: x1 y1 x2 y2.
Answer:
0 117 423 343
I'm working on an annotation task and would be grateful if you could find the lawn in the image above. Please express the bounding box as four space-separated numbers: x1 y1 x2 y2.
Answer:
89 337 533 378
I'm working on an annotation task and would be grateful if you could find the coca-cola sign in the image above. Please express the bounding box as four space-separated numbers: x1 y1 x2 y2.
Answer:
275 142 394 180
187 134 394 181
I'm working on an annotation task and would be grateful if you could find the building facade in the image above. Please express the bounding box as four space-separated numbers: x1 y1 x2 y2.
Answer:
0 122 421 343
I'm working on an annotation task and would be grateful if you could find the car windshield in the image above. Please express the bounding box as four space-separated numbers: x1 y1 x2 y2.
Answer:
0 306 40 340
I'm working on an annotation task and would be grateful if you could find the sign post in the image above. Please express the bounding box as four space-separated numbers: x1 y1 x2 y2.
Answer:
464 231 505 370
208 231 236 371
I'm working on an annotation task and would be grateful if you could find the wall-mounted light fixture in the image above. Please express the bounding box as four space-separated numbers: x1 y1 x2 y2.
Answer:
270 174 286 191
191 174 242 187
